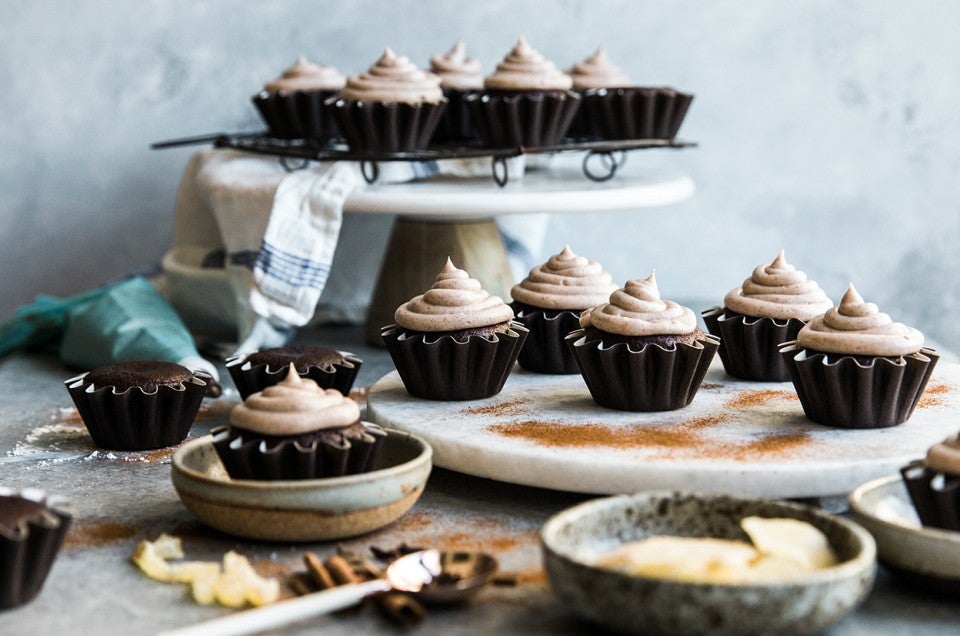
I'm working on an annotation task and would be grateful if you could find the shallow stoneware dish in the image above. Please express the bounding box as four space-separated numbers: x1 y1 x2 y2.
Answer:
849 473 960 597
171 429 431 542
541 491 876 636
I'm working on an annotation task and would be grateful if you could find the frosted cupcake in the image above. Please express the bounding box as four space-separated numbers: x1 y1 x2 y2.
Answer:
226 344 362 399
902 431 960 532
252 56 346 142
381 258 528 400
566 272 719 411
429 40 483 143
703 251 833 381
779 284 938 429
510 245 617 374
326 48 446 153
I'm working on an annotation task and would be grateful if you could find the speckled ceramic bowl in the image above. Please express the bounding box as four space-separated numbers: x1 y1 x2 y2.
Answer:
541 492 876 636
171 429 431 542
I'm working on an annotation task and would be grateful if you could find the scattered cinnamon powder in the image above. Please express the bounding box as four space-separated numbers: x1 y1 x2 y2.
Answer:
917 383 951 409
63 518 137 550
390 510 433 533
735 432 811 458
464 397 529 417
50 407 84 426
699 383 724 390
512 569 547 587
120 446 177 464
348 386 370 406
725 389 797 410
685 415 731 430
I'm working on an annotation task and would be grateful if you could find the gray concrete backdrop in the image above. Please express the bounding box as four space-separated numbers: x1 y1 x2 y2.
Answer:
1 1 957 350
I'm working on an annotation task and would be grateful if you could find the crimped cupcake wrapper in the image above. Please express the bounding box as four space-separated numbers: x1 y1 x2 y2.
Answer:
325 97 447 153
252 89 340 142
465 91 581 148
565 329 720 411
901 461 960 531
702 306 804 382
225 352 362 400
779 342 940 429
381 322 528 401
211 422 387 481
0 488 71 610
431 88 481 144
511 303 582 374
575 86 694 141
65 371 210 451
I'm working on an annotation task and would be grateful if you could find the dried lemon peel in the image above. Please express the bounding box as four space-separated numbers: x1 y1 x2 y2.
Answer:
594 516 839 584
131 534 281 607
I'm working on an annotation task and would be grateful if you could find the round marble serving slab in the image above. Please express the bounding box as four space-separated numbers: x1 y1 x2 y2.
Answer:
367 360 960 498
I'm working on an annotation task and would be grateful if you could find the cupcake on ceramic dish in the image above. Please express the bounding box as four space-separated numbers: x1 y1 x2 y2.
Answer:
226 344 362 400
0 488 71 610
466 37 580 148
901 431 960 532
566 272 719 411
381 258 528 401
326 48 446 153
429 40 483 144
65 360 211 451
779 284 938 429
252 57 346 142
702 251 833 381
212 364 385 480
510 245 617 374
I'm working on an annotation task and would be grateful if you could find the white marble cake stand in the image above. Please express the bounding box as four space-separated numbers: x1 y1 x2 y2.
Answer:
367 360 960 498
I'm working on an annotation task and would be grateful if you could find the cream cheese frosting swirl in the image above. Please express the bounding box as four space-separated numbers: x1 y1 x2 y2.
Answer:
568 46 631 90
395 258 515 332
580 271 697 336
796 284 925 356
926 433 960 475
484 37 573 91
341 48 443 104
511 245 618 310
230 364 360 436
723 251 833 321
264 56 346 92
430 40 483 90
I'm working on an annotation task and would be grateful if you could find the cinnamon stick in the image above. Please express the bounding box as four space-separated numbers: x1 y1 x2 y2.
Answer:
326 552 427 627
303 551 337 590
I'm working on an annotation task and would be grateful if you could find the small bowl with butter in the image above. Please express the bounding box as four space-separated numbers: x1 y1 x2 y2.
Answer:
541 492 876 635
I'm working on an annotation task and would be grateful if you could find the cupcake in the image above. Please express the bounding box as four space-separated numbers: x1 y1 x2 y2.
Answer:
65 360 211 451
566 46 631 140
212 364 385 480
226 345 362 400
466 37 580 148
702 251 833 381
0 488 71 610
429 40 484 144
326 48 446 153
510 245 618 374
381 258 528 401
901 432 960 532
779 284 939 429
566 272 719 411
252 56 346 142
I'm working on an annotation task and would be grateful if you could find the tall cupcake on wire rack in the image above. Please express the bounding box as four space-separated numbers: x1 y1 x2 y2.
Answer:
429 40 484 144
252 56 346 143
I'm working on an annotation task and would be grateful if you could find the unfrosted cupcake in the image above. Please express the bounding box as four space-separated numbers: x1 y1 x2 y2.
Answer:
566 272 719 411
901 431 960 531
466 37 580 148
252 56 346 142
510 245 617 374
381 258 528 400
226 344 362 399
429 40 483 144
703 251 833 381
212 364 385 480
779 284 938 429
326 48 446 153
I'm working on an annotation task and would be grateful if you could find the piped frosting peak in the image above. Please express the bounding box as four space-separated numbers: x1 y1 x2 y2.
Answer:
580 271 697 336
341 48 443 103
723 250 833 321
484 37 572 91
430 40 483 90
511 245 617 310
568 46 632 90
264 56 346 92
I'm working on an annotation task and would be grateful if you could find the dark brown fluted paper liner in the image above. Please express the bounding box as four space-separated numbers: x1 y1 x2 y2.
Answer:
65 371 210 451
575 86 694 142
0 491 71 610
779 343 940 429
702 306 804 382
565 329 719 412
511 303 582 374
211 422 386 481
325 98 447 153
225 353 362 400
901 461 960 531
431 88 481 144
466 91 581 148
381 322 528 401
251 89 340 142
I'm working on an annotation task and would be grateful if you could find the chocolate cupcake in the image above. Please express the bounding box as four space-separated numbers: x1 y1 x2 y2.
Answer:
0 488 71 610
902 432 960 532
566 272 719 411
226 345 362 400
779 284 939 429
212 364 385 480
252 57 346 142
381 258 528 401
510 245 617 374
326 48 447 153
466 37 580 148
703 251 833 381
429 40 483 144
65 360 210 451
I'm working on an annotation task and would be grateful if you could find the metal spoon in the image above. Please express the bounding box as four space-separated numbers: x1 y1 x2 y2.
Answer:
156 549 498 636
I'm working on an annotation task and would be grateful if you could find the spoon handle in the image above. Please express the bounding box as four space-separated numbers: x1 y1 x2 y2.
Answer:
156 578 393 636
